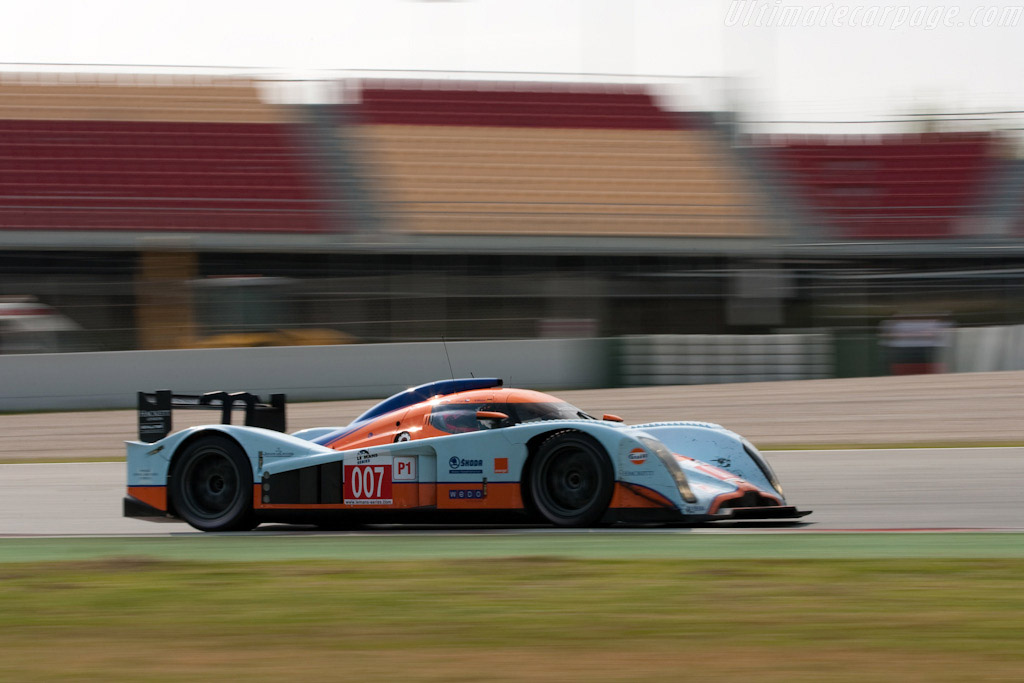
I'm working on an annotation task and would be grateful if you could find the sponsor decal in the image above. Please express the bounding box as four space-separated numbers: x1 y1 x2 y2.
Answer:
694 462 738 481
448 489 485 500
344 455 393 504
138 408 171 439
356 450 374 465
494 457 509 474
393 456 417 481
683 505 706 515
135 468 157 482
448 456 484 474
712 457 732 468
628 448 647 466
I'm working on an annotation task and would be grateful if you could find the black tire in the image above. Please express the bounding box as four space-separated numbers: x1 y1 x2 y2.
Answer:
170 435 256 532
528 431 614 527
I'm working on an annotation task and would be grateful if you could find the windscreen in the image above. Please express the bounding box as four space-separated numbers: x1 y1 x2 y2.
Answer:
429 400 593 434
513 402 593 423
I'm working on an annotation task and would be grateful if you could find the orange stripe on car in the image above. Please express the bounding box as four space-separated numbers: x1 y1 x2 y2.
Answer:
608 482 676 509
128 486 167 511
437 482 523 509
708 485 781 514
253 482 444 511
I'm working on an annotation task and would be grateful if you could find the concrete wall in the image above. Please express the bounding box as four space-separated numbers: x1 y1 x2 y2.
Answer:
620 333 833 386
948 324 1024 373
0 338 615 412
7 325 1015 412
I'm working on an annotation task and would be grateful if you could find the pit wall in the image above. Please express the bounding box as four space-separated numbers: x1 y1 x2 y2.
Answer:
0 339 614 412
619 334 833 386
949 324 1024 372
3 327 1022 412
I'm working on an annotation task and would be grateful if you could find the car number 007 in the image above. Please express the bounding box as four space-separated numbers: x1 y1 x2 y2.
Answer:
350 466 385 498
344 464 393 503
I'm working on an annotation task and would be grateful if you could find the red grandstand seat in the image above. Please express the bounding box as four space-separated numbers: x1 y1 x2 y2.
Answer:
767 133 995 238
0 119 335 233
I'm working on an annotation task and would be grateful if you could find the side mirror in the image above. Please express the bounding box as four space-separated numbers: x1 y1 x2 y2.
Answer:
476 410 509 429
602 414 624 423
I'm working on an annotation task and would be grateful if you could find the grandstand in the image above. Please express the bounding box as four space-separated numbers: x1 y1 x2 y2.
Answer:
1 70 1023 354
764 132 997 239
0 76 278 123
351 80 770 237
0 75 335 234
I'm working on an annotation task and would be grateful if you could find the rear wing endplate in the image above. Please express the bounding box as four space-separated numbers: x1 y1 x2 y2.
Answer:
137 390 286 443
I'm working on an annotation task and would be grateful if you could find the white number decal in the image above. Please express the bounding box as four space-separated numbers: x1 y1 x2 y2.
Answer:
351 466 386 498
344 461 394 504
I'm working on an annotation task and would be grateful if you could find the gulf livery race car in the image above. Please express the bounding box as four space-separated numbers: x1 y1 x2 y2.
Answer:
124 378 809 531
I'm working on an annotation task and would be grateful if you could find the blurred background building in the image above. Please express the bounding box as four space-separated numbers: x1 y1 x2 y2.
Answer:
1 68 1022 381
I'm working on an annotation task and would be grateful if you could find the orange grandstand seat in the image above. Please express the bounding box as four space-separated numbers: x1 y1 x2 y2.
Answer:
351 81 770 238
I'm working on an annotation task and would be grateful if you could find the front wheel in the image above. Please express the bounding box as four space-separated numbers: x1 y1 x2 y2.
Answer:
170 435 256 532
528 432 614 527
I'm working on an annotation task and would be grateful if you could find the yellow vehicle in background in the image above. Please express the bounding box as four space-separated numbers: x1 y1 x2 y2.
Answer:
189 276 356 349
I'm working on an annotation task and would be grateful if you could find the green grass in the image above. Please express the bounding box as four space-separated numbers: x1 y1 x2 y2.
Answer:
0 557 1023 681
4 533 1024 564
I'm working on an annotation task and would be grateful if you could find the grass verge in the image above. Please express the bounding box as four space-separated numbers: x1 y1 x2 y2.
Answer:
0 556 1022 681
3 532 1024 563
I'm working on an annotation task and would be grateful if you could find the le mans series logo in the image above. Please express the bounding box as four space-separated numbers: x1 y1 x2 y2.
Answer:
448 456 483 474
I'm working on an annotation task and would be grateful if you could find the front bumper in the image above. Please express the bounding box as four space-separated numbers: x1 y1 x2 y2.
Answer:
605 504 811 525
710 505 812 521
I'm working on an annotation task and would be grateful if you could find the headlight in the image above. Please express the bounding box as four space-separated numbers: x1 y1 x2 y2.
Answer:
638 436 697 504
742 439 784 497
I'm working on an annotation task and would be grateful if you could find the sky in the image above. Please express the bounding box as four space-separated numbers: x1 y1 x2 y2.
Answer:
0 0 1022 127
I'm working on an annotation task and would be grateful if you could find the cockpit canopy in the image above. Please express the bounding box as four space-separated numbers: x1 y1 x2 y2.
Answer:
430 399 593 434
352 378 504 424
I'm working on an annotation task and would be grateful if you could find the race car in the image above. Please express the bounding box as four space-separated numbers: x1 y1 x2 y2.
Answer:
124 378 809 531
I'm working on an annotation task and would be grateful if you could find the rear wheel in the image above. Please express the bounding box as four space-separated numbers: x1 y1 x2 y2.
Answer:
170 435 256 532
528 432 614 527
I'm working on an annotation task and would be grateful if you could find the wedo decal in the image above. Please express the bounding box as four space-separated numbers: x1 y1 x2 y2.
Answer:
344 454 393 505
448 456 483 474
494 457 509 474
628 448 647 466
449 489 484 500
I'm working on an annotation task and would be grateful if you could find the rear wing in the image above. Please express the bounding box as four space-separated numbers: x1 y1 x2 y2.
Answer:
137 390 286 443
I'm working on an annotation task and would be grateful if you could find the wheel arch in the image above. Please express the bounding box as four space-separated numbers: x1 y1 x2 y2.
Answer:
520 428 603 514
165 429 252 516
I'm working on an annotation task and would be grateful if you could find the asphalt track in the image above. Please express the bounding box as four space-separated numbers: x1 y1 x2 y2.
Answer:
3 447 1023 537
